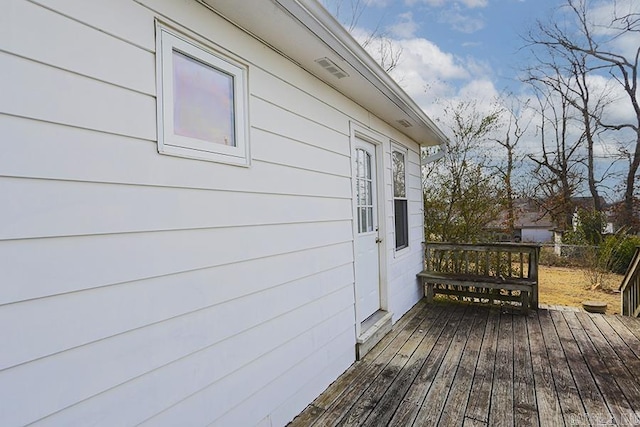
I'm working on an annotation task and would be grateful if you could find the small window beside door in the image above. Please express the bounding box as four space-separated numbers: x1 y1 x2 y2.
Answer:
392 148 409 250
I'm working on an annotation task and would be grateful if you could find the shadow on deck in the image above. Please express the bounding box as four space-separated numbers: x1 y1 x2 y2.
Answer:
290 300 640 426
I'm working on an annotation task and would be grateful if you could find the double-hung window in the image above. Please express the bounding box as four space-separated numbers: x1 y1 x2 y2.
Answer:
156 24 250 165
392 147 409 250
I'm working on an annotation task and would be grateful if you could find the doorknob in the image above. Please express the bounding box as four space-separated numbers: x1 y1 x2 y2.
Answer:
375 237 383 243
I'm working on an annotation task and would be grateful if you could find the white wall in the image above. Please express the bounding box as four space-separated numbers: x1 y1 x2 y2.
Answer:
521 228 554 243
0 0 426 425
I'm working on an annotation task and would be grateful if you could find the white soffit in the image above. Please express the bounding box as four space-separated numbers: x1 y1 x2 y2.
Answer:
198 0 447 147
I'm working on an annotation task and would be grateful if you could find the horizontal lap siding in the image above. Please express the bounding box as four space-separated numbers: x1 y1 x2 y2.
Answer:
1 1 361 426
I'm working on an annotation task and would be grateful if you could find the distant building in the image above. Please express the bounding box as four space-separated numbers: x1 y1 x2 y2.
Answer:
487 199 556 243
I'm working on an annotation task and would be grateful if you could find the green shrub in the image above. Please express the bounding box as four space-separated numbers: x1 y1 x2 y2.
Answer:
604 235 640 274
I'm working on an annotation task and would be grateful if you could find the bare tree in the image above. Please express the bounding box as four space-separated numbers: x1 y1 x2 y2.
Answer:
526 25 618 212
324 0 367 32
491 96 531 234
527 82 586 230
526 0 640 229
323 0 403 73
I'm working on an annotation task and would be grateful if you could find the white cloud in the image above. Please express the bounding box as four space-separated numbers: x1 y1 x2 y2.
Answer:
394 37 471 81
587 0 640 60
405 0 488 7
404 0 446 6
460 0 488 8
388 12 419 38
355 31 501 122
458 78 500 100
439 9 485 33
364 0 393 6
402 0 487 33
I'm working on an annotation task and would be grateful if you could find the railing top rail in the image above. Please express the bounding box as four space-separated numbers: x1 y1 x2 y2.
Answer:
425 242 541 252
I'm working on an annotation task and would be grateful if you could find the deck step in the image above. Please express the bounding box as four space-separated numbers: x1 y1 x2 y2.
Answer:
356 311 392 360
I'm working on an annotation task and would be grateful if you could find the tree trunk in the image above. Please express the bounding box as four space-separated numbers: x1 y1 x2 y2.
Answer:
623 131 640 231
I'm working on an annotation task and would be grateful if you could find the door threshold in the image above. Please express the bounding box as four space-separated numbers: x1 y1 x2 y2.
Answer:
356 310 393 360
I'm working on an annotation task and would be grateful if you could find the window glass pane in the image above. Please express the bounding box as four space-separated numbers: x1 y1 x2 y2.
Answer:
173 50 235 146
356 149 364 179
392 151 406 198
395 199 408 249
364 151 371 179
359 207 367 233
365 179 372 205
356 148 374 233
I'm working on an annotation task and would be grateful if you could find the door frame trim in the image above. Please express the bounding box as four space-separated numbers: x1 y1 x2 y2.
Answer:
349 122 389 338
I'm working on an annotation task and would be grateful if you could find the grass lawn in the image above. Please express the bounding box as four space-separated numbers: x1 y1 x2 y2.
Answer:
538 265 623 314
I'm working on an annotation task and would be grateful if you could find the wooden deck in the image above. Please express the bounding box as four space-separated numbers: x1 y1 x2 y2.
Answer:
290 300 640 426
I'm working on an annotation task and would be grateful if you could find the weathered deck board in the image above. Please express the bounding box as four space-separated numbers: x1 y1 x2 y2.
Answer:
536 309 586 424
526 311 563 426
569 312 635 424
464 308 499 425
549 310 611 423
488 313 514 427
290 302 640 427
336 305 450 426
387 305 467 426
615 314 640 342
438 308 488 426
307 301 436 426
412 307 478 425
512 314 538 427
363 305 456 426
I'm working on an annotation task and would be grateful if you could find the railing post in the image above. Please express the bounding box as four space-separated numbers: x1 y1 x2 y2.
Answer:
530 246 540 309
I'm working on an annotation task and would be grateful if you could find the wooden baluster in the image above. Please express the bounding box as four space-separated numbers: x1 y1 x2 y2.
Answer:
519 252 524 278
464 251 469 274
484 250 489 276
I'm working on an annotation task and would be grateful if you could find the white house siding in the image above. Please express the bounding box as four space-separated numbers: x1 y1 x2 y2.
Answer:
1 0 428 425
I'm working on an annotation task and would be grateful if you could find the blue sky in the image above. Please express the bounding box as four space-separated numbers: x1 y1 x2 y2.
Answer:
325 0 565 115
324 0 640 200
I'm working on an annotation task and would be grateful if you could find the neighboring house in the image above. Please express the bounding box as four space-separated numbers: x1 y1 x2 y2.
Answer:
487 199 555 243
603 198 640 234
1 1 447 426
515 210 555 243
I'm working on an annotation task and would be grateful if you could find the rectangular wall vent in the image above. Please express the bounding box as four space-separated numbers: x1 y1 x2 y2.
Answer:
397 119 412 128
315 57 349 79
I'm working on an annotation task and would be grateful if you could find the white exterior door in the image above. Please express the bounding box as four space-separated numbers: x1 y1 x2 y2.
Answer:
354 139 381 323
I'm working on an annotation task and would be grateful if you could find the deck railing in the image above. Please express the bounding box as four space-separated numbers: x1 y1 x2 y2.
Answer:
620 246 640 317
422 242 540 311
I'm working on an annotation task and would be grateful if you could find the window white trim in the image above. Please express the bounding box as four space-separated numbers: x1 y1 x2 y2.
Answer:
156 23 250 166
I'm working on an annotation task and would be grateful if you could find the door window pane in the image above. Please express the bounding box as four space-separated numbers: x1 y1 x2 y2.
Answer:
356 148 374 233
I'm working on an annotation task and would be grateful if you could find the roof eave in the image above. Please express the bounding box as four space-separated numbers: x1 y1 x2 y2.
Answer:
287 0 448 146
198 0 447 147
